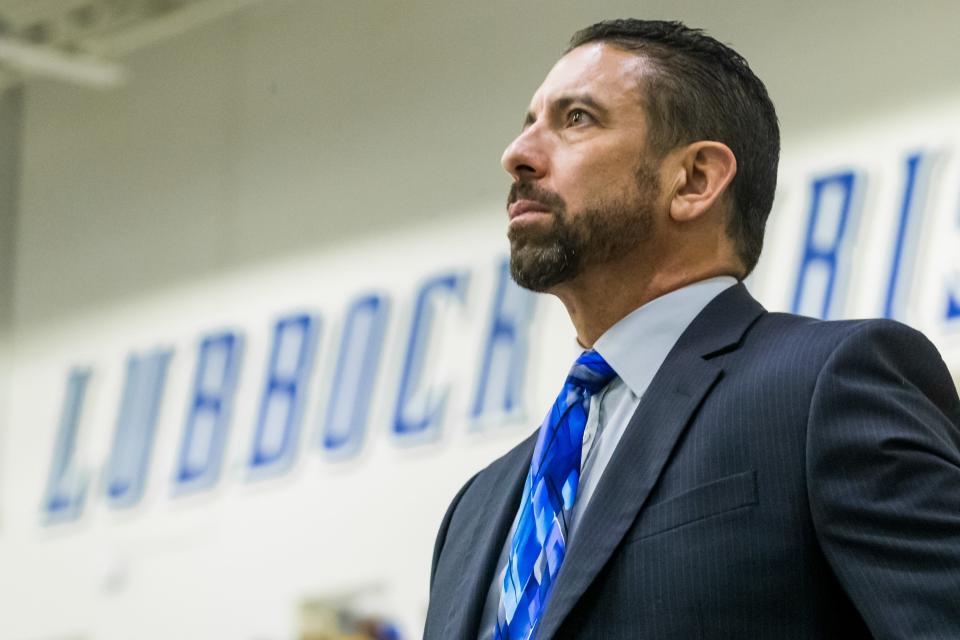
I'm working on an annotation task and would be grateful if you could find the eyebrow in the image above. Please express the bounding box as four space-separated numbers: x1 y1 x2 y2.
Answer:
523 93 610 128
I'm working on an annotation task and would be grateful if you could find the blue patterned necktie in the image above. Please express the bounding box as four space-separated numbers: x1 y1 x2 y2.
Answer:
494 350 617 640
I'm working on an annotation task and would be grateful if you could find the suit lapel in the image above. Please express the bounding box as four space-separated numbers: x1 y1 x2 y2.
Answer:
536 283 765 639
442 431 536 639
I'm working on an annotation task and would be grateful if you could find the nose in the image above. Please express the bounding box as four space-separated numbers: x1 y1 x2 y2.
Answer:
501 127 547 181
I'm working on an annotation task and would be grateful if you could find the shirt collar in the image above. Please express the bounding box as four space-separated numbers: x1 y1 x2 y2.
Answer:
592 276 738 397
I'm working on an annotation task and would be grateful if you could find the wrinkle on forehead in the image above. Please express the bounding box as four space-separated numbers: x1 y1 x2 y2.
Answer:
528 43 651 116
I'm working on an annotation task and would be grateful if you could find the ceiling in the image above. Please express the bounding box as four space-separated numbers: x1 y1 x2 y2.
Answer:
0 0 262 91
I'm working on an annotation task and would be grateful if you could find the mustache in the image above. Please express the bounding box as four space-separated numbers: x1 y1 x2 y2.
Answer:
507 181 567 213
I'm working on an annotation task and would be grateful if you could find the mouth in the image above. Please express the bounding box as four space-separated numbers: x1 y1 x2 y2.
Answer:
508 199 553 221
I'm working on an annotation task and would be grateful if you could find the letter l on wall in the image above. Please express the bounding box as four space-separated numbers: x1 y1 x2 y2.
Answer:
42 368 92 523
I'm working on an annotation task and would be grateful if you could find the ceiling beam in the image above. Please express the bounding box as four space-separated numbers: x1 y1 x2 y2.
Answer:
0 35 125 88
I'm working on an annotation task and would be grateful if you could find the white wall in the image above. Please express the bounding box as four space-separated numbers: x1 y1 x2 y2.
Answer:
3 1 960 638
13 0 960 327
0 87 21 538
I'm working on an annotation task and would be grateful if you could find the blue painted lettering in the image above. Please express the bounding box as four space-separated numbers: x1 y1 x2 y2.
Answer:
884 152 936 319
174 331 243 493
471 259 536 424
791 171 862 319
248 314 319 476
42 368 92 523
321 294 390 456
394 273 468 438
104 350 173 508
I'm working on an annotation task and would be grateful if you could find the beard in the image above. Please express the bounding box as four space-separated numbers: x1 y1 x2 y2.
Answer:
507 162 659 292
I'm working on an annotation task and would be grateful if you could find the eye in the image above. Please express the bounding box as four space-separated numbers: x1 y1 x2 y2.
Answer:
566 108 592 126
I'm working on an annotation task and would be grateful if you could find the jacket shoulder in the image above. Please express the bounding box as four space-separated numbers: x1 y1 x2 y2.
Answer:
746 312 926 358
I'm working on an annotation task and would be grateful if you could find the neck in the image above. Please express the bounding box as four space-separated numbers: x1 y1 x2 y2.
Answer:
551 253 740 348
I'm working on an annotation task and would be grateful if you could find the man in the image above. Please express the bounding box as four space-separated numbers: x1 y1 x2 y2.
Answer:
424 19 960 640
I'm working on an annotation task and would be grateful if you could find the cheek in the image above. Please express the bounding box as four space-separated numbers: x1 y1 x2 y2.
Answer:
579 165 643 208
552 144 645 208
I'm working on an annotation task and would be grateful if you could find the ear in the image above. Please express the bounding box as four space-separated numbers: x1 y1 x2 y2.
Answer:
668 141 737 223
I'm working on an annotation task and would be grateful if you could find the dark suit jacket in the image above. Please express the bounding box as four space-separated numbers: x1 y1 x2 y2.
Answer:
423 284 960 639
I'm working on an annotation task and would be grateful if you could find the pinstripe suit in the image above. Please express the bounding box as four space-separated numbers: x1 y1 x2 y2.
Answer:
423 284 960 639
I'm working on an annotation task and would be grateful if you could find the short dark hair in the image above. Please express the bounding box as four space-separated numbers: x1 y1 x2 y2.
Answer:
567 19 780 275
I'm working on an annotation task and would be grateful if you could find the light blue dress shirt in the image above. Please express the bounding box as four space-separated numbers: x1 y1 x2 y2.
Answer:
477 276 738 639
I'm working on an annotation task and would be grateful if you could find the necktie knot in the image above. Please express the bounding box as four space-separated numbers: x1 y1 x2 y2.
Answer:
566 349 617 395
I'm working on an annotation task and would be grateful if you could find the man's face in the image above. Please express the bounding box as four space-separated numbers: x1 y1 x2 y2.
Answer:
502 43 663 292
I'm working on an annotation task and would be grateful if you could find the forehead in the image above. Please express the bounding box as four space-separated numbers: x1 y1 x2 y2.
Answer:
529 43 649 114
